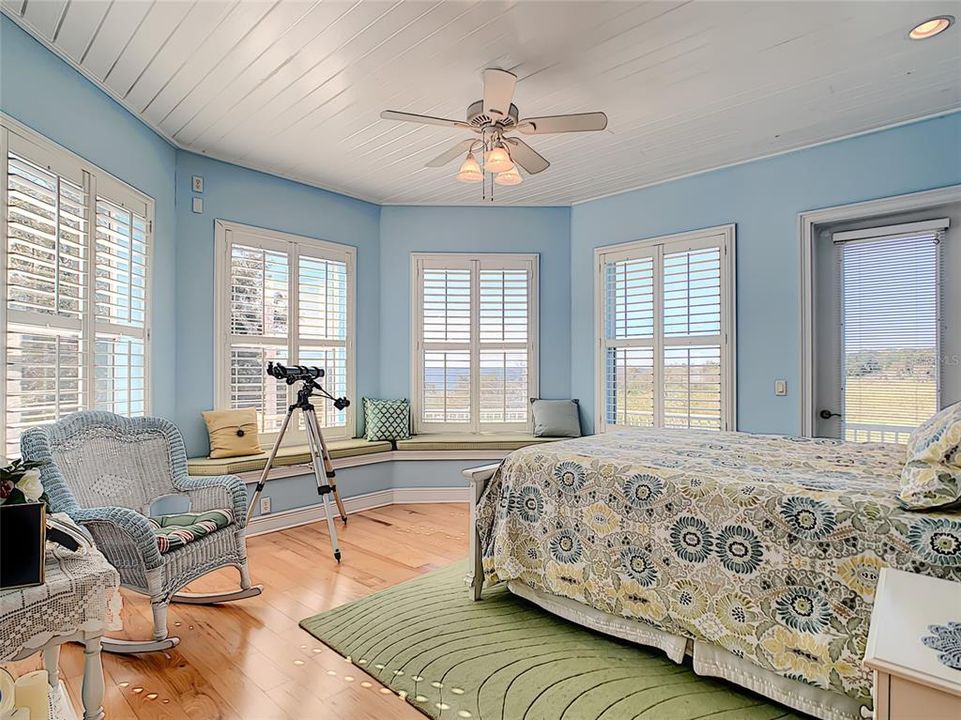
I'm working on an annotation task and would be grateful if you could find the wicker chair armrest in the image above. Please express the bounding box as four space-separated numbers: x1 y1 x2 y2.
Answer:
71 506 163 571
175 475 249 528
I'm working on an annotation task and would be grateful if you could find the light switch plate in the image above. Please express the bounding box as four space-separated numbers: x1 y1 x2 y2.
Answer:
774 379 787 396
191 175 204 192
192 197 203 213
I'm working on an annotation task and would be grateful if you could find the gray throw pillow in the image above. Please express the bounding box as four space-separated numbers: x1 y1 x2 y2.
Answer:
531 399 581 437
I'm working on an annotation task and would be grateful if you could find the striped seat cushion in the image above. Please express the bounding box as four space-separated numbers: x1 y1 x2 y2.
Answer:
147 509 233 553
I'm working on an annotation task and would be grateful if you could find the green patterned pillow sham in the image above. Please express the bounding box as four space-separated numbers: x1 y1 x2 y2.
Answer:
363 398 411 442
900 401 961 509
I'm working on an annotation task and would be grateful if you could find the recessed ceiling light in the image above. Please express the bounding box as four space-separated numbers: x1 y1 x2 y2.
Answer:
909 16 954 40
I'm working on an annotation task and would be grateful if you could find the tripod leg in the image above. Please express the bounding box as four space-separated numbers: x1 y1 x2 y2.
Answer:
304 408 342 563
311 414 348 523
246 405 296 525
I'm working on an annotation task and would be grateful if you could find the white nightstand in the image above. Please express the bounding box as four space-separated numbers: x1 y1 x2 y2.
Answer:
863 568 961 720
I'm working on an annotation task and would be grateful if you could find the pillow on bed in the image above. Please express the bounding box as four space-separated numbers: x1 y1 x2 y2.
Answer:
899 401 961 510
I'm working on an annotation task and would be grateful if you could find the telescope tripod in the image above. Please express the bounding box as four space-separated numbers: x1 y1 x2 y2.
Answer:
246 381 348 562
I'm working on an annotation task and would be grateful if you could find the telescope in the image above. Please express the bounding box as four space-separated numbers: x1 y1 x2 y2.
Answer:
266 362 350 410
248 361 351 561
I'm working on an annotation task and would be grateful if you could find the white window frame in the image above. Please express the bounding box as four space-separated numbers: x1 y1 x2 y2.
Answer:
1 113 154 453
213 220 356 443
411 252 539 434
594 224 736 433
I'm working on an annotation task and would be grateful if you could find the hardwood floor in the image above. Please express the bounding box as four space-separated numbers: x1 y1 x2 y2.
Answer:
7 503 470 719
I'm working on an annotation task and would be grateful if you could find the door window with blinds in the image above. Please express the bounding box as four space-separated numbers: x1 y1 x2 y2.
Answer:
412 253 538 433
1 121 152 457
595 226 735 432
827 220 947 443
214 221 354 440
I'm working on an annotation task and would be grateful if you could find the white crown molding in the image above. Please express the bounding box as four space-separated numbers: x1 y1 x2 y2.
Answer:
568 108 961 207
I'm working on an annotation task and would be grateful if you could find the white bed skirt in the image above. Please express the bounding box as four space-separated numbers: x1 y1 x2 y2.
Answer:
506 580 868 720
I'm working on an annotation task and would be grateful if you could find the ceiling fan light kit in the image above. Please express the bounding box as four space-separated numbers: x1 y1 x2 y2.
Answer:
494 166 523 186
380 68 607 201
455 152 483 183
484 144 514 173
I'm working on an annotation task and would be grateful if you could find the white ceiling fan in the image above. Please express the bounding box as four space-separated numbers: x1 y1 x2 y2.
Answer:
380 68 607 189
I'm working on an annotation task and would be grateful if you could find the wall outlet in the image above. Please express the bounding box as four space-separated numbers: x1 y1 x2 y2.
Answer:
774 379 788 396
260 497 271 515
191 175 204 192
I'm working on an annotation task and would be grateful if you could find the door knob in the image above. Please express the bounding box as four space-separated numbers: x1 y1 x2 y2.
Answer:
819 409 841 419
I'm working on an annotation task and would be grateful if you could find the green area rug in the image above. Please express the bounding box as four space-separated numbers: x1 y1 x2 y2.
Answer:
300 563 803 720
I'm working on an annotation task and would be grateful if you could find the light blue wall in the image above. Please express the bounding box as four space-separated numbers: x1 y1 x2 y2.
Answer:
245 459 471 520
378 205 572 404
571 112 961 435
0 16 178 418
174 153 381 455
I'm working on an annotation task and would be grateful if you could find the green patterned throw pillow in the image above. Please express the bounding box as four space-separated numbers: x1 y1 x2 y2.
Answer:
363 398 411 442
900 401 961 510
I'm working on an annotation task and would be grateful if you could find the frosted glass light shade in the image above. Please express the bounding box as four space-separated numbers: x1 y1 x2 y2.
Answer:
456 153 483 183
484 146 514 173
494 166 523 186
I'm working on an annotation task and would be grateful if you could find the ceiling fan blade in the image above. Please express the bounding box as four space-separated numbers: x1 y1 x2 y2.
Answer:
504 138 550 175
380 110 472 130
517 112 608 135
425 140 475 168
482 68 517 119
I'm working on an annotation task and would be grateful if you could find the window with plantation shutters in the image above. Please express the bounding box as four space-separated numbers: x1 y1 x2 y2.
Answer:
2 122 153 457
836 226 943 443
413 254 537 432
596 226 735 433
215 221 354 440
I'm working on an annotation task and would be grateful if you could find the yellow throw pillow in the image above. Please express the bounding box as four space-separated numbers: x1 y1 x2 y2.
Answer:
202 408 263 459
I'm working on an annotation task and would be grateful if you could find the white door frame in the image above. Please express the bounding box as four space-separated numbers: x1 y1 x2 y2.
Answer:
798 184 961 436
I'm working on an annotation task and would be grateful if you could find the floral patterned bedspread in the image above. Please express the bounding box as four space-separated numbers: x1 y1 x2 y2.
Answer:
476 429 961 703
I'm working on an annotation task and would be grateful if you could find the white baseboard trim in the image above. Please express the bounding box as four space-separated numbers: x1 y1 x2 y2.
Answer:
245 486 471 537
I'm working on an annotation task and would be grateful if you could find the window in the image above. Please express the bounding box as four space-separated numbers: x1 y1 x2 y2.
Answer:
412 254 538 433
2 120 152 457
595 226 735 432
214 221 354 441
834 222 945 443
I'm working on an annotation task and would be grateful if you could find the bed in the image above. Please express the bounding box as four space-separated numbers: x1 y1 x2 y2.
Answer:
467 428 961 720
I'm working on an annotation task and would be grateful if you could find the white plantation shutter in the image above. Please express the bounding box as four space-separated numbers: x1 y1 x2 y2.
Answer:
837 227 942 443
598 228 733 432
216 223 354 440
421 266 471 424
2 124 153 457
299 254 348 429
93 191 148 416
414 255 537 432
662 247 723 429
604 255 655 427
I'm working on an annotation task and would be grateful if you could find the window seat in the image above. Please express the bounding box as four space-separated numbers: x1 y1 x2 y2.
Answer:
394 434 565 451
187 438 392 476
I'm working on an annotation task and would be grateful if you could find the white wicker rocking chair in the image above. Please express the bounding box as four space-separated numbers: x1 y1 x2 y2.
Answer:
21 411 262 654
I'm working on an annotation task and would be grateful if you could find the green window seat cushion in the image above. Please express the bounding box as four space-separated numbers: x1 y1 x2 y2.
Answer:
148 509 233 553
394 434 565 451
187 438 393 476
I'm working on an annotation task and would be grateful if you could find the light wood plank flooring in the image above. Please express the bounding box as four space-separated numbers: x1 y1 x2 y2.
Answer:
7 503 469 719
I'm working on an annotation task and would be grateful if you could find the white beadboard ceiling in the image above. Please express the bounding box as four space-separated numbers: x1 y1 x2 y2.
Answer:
2 0 959 206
